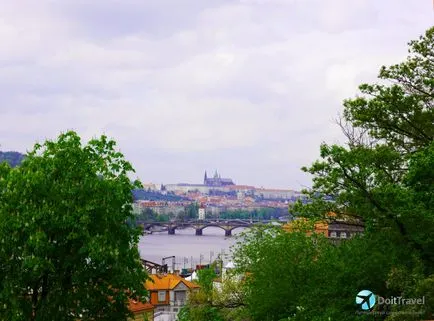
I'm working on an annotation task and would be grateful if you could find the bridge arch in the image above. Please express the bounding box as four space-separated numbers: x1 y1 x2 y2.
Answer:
141 222 181 235
228 225 248 233
196 224 230 234
196 224 249 236
139 219 277 235
142 223 163 231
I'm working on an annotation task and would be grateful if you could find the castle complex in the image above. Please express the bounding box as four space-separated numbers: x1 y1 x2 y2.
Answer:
160 170 300 201
203 170 235 187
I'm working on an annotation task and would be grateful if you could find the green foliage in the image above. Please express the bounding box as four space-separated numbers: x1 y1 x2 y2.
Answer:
178 286 225 321
132 189 185 201
178 266 248 321
197 268 217 295
178 305 224 321
185 202 199 219
234 27 434 320
156 213 170 222
291 27 434 268
233 227 428 321
136 208 157 221
0 131 148 321
211 276 247 321
233 226 330 321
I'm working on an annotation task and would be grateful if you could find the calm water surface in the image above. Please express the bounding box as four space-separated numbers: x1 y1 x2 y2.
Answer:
138 227 246 270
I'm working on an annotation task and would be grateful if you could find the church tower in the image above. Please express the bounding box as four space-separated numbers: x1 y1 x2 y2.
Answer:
204 171 208 184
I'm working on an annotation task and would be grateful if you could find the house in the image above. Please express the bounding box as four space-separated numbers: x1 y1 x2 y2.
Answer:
128 300 154 321
145 274 200 316
283 212 364 242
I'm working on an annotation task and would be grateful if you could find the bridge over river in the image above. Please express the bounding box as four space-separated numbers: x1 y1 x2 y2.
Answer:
137 219 282 236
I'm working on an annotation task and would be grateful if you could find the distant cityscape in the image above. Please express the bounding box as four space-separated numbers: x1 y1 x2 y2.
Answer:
133 170 306 219
0 151 304 219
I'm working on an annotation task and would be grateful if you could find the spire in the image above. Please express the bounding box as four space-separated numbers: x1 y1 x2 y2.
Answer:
214 169 218 179
204 171 208 184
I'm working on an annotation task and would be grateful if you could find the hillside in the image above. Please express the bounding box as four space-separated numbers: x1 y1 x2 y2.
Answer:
0 151 25 167
132 189 187 202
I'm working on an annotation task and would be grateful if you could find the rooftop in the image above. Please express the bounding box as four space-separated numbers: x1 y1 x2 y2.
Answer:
128 300 154 314
146 274 200 291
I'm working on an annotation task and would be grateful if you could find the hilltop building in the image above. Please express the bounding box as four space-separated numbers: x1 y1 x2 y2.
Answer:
159 171 302 203
204 170 235 187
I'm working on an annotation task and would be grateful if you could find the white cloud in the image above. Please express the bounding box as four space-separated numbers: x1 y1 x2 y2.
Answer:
0 0 432 188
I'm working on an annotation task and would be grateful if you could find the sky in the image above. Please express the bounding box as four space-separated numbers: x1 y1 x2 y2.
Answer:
0 0 432 190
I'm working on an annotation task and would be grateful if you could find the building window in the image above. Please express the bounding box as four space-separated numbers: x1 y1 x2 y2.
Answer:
340 232 347 239
330 231 337 238
158 291 166 302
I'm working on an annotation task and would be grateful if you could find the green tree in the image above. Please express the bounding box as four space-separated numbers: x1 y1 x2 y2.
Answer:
0 131 148 321
232 226 423 321
288 27 434 320
233 27 434 321
211 277 248 321
291 27 434 268
178 305 224 321
178 266 246 321
197 268 217 296
186 202 199 220
232 226 329 321
138 208 156 221
156 213 170 222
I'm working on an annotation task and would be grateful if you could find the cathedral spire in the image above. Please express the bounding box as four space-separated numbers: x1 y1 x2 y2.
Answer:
204 170 208 184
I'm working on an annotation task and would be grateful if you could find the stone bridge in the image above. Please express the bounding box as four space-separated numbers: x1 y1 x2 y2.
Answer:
137 219 280 236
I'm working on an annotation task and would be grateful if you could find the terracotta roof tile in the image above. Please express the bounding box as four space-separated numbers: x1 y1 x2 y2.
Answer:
146 274 200 291
128 300 154 313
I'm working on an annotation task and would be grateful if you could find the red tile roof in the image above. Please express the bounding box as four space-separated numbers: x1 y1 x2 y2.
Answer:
128 300 154 313
146 274 200 291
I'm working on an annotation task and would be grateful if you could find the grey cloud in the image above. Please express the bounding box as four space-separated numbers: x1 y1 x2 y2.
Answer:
54 0 234 39
0 0 433 188
125 144 312 189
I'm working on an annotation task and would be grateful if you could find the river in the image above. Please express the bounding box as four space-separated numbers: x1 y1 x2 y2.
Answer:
138 227 246 270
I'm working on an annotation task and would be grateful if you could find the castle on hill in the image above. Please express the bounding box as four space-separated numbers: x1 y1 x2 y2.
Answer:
161 170 300 200
203 170 235 187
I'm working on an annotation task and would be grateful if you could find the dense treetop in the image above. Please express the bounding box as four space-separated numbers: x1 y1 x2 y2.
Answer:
0 131 148 321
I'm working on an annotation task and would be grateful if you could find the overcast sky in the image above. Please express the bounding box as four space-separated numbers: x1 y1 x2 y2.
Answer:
0 0 432 189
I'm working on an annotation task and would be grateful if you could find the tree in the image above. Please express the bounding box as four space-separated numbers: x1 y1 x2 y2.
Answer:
291 27 434 268
0 131 148 321
232 28 434 321
232 225 425 321
178 266 246 321
185 202 199 220
138 208 156 221
288 27 434 320
178 267 224 321
197 268 217 296
178 305 224 321
232 226 329 321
